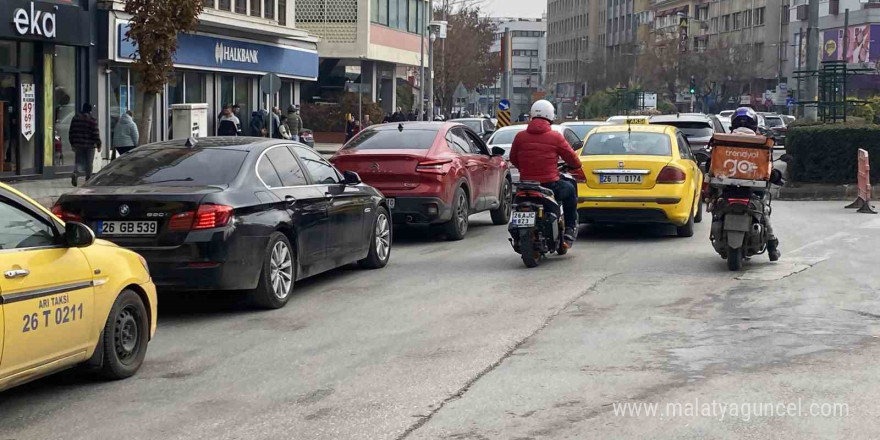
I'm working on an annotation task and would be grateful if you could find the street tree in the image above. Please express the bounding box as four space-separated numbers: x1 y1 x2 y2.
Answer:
433 3 501 115
123 0 203 145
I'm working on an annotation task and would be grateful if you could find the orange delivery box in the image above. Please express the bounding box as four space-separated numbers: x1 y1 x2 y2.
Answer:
708 133 773 182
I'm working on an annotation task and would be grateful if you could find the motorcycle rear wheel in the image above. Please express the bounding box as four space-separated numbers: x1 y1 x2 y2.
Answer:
727 246 744 271
519 228 540 268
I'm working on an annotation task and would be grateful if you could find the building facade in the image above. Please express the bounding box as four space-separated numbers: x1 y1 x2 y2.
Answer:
787 0 880 103
297 0 428 115
98 0 319 162
547 0 605 116
1 0 97 181
482 18 547 119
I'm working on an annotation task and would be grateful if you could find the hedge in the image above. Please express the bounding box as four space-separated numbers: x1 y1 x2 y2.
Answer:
787 125 880 183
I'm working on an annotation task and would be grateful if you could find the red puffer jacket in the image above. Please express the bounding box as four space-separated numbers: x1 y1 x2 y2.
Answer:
509 118 581 183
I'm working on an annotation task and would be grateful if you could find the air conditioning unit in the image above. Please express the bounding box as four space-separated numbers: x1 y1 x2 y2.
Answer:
796 4 808 20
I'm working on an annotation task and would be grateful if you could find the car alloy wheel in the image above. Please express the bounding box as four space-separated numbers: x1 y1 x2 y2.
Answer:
455 192 469 234
376 213 391 261
270 241 294 300
114 305 141 365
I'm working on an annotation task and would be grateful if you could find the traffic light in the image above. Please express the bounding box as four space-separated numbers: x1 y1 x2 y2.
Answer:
689 76 696 95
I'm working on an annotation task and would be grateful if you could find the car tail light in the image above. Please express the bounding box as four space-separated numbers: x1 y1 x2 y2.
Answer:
167 204 234 232
416 159 453 175
516 190 547 198
51 205 83 222
656 166 686 184
727 198 750 206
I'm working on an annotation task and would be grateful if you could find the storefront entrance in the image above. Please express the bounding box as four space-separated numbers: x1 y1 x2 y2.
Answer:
0 71 37 178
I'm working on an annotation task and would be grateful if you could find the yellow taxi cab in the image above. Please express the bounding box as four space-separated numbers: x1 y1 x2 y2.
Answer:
575 124 703 236
0 182 156 391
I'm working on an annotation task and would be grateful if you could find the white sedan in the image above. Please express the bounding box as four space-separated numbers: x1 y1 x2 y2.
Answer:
485 124 583 182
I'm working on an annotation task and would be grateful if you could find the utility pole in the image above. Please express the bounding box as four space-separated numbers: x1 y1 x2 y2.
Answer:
427 0 435 121
419 0 427 120
804 0 819 121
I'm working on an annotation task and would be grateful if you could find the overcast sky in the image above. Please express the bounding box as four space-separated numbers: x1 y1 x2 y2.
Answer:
482 0 546 18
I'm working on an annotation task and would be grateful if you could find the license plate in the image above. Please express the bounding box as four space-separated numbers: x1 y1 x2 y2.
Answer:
510 212 536 227
600 174 643 184
387 198 396 209
97 221 158 236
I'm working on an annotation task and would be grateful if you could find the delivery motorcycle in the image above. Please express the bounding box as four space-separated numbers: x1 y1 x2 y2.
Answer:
704 133 783 271
508 165 577 268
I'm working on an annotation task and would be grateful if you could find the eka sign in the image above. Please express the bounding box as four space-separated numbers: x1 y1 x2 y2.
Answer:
12 2 56 39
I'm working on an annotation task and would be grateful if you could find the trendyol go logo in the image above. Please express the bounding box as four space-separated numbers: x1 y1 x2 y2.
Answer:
12 2 57 39
214 42 259 65
722 149 760 175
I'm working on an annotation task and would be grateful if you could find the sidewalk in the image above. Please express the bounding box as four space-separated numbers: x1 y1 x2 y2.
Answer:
6 143 344 208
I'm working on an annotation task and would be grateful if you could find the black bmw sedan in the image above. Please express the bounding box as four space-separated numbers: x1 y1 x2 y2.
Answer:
52 137 391 309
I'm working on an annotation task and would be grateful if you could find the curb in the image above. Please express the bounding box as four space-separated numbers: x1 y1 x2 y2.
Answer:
773 184 858 201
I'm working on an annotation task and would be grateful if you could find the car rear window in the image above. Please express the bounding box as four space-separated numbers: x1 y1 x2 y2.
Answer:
582 132 672 156
343 128 439 150
566 124 603 139
89 148 247 187
455 120 483 132
765 117 784 127
651 121 714 138
488 129 525 145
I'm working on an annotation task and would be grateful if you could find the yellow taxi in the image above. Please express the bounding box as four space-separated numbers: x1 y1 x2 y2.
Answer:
0 182 156 391
575 124 703 236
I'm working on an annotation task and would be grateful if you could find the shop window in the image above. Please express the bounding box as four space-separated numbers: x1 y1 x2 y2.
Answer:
0 42 16 68
54 46 78 169
185 72 206 104
19 43 34 70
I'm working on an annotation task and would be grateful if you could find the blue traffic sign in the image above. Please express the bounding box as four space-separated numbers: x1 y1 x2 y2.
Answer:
499 99 510 111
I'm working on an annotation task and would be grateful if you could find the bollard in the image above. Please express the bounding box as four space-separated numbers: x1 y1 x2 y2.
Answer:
845 148 878 214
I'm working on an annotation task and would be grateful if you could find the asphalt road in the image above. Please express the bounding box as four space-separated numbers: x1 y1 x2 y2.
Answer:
2 202 880 439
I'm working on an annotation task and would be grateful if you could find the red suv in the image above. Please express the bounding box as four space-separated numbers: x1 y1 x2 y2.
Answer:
331 122 512 240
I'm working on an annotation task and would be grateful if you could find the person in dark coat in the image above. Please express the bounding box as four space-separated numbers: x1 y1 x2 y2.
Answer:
250 110 267 137
390 107 407 122
68 103 101 186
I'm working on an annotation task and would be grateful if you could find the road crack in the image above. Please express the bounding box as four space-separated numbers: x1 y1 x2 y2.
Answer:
395 273 618 440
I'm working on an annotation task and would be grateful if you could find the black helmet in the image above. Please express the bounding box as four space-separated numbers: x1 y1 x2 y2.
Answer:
731 107 758 132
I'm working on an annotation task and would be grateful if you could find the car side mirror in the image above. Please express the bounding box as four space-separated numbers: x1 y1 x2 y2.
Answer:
65 222 95 248
573 141 584 150
491 146 506 156
342 170 362 185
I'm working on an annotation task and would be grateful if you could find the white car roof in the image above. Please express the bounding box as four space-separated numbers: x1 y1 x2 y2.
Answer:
561 121 611 126
650 114 713 123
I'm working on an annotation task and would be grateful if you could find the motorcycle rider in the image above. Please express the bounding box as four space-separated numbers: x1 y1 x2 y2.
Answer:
509 100 582 248
727 107 781 261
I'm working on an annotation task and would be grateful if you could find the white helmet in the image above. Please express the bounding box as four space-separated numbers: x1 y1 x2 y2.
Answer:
529 100 556 122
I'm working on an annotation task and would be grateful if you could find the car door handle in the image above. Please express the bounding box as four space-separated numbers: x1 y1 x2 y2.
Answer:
324 192 335 200
285 195 297 206
4 269 30 279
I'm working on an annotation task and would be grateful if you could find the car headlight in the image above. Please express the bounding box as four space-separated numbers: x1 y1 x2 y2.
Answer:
137 254 150 278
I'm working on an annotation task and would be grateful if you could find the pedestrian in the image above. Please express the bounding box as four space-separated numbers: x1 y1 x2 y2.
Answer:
112 110 139 156
391 107 406 122
68 103 101 187
278 115 293 140
250 110 267 137
363 114 372 128
345 114 356 142
351 120 362 138
217 105 241 136
286 105 303 141
269 107 283 139
382 113 391 123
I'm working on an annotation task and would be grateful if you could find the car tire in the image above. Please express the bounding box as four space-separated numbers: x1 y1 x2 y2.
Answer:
490 179 512 225
100 289 149 380
677 209 695 237
359 206 392 269
694 196 704 224
251 232 296 309
443 186 469 241
727 246 744 271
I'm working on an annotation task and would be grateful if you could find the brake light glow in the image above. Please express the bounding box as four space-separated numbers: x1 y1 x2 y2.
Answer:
727 198 750 206
416 159 453 175
194 204 234 229
167 204 234 232
516 190 547 198
51 205 83 222
656 166 687 184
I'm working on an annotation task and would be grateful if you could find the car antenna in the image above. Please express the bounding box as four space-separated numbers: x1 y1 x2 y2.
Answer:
398 123 404 132
184 137 198 148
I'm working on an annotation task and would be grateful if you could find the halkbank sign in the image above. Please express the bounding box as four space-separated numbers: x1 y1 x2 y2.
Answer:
117 23 318 80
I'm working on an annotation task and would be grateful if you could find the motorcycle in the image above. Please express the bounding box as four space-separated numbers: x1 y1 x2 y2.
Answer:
508 165 576 268
704 133 784 271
